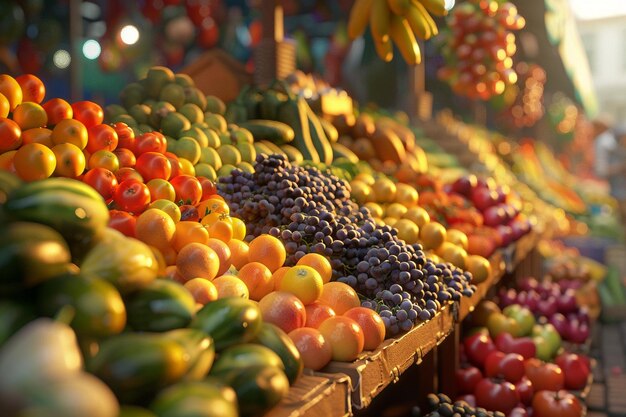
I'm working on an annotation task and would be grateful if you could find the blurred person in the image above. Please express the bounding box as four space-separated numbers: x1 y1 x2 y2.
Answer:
610 124 626 223
593 115 619 183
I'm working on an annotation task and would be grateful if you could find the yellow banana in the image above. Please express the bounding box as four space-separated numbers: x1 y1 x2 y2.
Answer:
374 36 394 62
410 0 438 37
370 0 391 43
389 15 421 65
416 0 447 17
387 0 412 16
405 2 432 40
348 0 374 39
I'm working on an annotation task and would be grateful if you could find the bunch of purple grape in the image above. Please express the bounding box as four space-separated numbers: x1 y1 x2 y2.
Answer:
218 155 476 335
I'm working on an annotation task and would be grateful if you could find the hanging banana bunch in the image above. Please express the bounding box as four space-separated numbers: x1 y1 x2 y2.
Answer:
347 0 447 65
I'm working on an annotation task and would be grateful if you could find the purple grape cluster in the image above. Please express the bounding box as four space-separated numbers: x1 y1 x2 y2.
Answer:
417 393 506 417
218 154 476 336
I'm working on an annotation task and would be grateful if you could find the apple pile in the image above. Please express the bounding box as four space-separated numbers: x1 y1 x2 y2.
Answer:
458 301 590 416
438 0 526 100
498 277 591 345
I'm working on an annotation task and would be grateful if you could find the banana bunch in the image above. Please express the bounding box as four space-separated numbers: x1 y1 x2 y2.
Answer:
347 0 447 65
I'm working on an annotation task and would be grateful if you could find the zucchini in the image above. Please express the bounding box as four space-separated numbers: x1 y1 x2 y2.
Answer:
238 120 295 145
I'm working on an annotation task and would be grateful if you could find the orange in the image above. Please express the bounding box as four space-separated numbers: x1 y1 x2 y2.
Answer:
371 177 396 203
446 229 469 251
394 183 419 207
353 172 375 186
272 266 291 290
288 327 333 371
88 150 119 172
207 218 233 242
349 180 373 205
176 242 220 282
196 197 230 218
171 221 209 252
465 255 492 284
248 234 286 273
238 261 273 301
436 241 467 269
147 178 176 202
304 302 336 328
394 219 419 244
206 238 232 276
385 202 408 219
296 253 332 284
51 119 88 149
0 117 22 152
403 206 430 227
149 199 182 223
21 127 53 147
0 74 23 111
15 74 46 103
343 307 386 351
162 265 182 281
135 208 176 252
318 316 365 362
12 102 48 130
212 275 249 299
419 221 447 250
13 143 56 181
51 143 86 178
0 150 16 171
364 202 384 218
0 93 10 118
184 278 218 305
227 239 250 270
317 282 361 315
160 245 178 267
230 217 246 240
259 291 307 334
278 265 323 305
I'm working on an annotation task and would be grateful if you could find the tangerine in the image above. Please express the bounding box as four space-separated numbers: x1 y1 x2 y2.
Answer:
12 102 47 130
304 302 336 328
227 239 250 270
419 221 447 250
288 327 333 371
272 266 291 291
343 307 386 351
13 143 55 181
317 282 361 315
296 253 332 283
176 242 219 282
184 278 218 305
171 221 210 252
258 291 306 334
205 238 232 276
318 316 365 362
248 234 286 273
135 208 176 252
238 261 273 301
21 127 52 147
212 275 249 299
279 265 323 305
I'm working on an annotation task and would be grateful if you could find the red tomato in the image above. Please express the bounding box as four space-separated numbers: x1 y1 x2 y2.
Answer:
15 74 46 103
42 98 73 125
532 390 583 417
83 167 118 199
115 167 144 183
135 132 167 155
113 179 151 214
170 175 203 206
474 378 519 415
455 365 483 395
554 353 590 390
135 152 172 181
86 124 118 153
463 333 497 367
165 152 183 178
484 351 525 383
515 376 534 405
0 117 22 152
113 122 136 152
524 358 564 392
108 210 137 237
197 176 217 200
71 101 104 128
113 148 136 168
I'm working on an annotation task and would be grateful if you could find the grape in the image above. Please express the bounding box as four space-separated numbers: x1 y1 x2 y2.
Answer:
217 154 476 334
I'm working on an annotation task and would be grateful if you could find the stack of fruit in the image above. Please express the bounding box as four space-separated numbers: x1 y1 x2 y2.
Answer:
458 299 590 417
438 0 526 100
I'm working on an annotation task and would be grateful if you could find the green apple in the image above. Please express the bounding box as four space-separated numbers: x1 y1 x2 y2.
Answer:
531 323 561 359
532 335 553 361
487 312 521 338
502 304 536 337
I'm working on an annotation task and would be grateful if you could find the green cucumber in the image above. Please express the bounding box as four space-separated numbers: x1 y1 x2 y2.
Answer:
319 117 339 143
190 298 262 351
125 279 196 332
252 323 303 385
276 96 319 163
305 103 333 165
331 142 360 164
150 380 237 417
238 120 295 145
281 144 304 164
225 365 289 417
4 178 109 259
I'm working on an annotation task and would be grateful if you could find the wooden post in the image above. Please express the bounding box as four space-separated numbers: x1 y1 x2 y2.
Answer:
437 324 461 399
254 0 296 87
69 0 83 102
407 41 433 121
